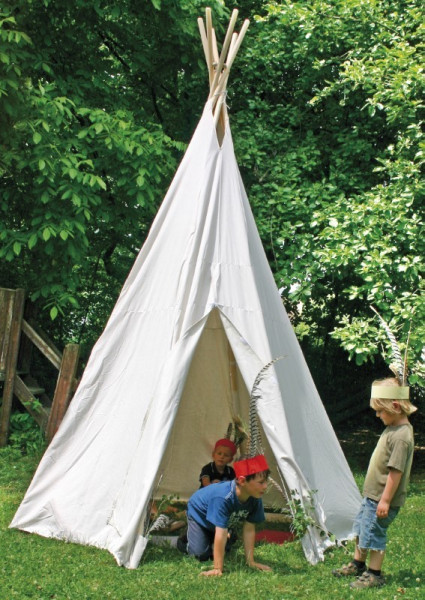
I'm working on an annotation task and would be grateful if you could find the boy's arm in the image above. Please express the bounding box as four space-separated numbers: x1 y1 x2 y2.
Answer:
200 526 227 577
242 521 272 571
377 468 403 518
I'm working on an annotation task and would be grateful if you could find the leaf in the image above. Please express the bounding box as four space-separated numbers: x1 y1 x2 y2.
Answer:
28 234 38 249
33 132 42 144
50 306 58 320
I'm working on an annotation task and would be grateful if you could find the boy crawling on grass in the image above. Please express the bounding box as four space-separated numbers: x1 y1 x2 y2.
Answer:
178 454 272 576
333 377 416 589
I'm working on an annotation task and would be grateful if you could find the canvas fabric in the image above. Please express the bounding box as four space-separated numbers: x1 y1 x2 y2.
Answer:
10 100 361 568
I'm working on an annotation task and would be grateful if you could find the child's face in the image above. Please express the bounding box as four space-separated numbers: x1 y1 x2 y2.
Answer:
241 472 268 499
212 445 234 467
375 403 401 426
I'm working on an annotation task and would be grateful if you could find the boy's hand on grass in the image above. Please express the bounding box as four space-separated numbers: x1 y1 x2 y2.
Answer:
249 562 272 572
200 568 223 577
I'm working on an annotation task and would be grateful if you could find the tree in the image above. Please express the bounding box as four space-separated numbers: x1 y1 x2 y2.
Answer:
1 0 423 397
230 0 424 395
0 0 226 353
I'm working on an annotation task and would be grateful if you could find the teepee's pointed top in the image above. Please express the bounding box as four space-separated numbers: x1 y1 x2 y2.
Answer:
198 8 249 132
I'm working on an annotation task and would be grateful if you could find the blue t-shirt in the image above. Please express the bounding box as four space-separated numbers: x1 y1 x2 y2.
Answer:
187 480 265 530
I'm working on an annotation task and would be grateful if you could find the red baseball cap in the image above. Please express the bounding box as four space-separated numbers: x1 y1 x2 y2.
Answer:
214 438 237 456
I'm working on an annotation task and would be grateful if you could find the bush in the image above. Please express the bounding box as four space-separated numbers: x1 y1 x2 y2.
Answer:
8 411 46 455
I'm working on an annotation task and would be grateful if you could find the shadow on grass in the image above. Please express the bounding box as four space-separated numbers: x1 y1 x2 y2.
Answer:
384 569 425 589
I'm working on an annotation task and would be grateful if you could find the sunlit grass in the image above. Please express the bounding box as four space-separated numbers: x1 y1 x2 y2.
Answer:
1 448 424 600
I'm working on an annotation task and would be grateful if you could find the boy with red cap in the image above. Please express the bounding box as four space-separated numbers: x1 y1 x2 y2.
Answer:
199 438 237 487
180 454 272 576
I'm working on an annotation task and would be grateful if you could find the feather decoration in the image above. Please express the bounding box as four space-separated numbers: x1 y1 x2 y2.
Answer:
371 306 404 384
148 514 172 534
249 356 285 457
232 416 248 449
224 422 233 440
402 320 413 386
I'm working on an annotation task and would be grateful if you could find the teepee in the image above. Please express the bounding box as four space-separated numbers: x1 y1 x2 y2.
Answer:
10 9 361 568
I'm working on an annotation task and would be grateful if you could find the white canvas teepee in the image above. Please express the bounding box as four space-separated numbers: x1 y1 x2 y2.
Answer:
10 10 361 569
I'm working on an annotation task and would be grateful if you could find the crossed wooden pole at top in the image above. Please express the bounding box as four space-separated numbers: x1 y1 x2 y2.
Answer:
198 8 249 130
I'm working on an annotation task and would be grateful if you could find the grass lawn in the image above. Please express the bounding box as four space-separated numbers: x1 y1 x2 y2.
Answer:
1 413 424 600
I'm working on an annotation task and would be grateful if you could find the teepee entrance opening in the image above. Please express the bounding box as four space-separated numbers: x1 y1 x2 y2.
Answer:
155 308 289 510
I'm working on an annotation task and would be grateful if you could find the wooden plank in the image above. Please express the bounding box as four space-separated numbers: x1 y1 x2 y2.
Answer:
46 343 80 442
0 288 16 373
14 375 50 430
0 289 25 446
21 319 62 370
18 301 38 376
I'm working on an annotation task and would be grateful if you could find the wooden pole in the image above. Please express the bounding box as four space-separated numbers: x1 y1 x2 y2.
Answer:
212 21 249 125
223 18 250 73
211 28 219 65
0 289 25 446
205 7 214 86
198 10 249 137
46 343 80 442
208 9 239 99
197 17 210 71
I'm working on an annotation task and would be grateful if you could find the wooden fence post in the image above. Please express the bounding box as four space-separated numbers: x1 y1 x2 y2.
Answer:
0 288 25 446
46 343 80 442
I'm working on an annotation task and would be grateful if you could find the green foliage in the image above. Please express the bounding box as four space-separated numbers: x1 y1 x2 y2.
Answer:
0 0 423 396
0 0 225 349
1 448 425 599
8 411 46 455
287 489 321 540
231 0 424 392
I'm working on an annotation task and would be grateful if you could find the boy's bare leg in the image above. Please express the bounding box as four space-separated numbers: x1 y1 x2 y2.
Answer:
354 537 367 563
354 536 385 571
368 550 385 571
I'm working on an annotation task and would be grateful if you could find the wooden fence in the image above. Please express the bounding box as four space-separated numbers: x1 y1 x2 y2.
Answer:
0 288 79 446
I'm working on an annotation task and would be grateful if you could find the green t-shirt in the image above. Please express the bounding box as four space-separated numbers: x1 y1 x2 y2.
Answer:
363 423 414 508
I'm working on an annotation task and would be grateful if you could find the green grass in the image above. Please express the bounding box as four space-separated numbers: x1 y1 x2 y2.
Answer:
1 446 425 600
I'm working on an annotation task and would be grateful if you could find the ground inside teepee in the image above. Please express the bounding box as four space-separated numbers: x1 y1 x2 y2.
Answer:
148 499 294 546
